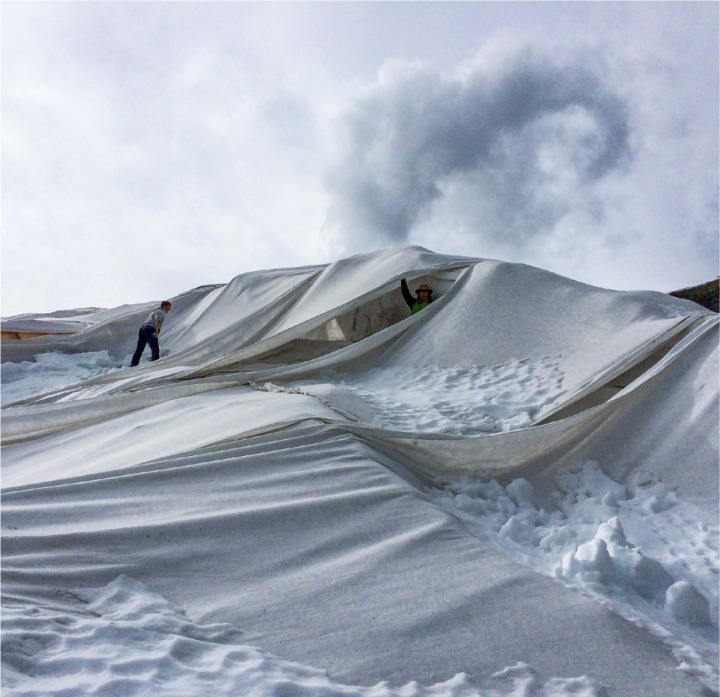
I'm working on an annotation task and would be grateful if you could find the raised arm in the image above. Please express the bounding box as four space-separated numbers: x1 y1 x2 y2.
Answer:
400 278 414 309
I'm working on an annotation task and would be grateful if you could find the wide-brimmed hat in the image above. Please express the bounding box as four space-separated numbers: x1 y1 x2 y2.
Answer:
416 284 433 293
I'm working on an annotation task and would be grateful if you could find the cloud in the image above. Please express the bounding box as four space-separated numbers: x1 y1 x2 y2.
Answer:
322 42 632 256
1 2 331 315
2 4 716 315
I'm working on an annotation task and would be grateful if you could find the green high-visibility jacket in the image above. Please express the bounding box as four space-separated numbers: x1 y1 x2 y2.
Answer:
400 279 433 314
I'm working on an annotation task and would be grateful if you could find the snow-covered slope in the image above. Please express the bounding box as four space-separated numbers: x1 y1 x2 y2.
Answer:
2 247 718 697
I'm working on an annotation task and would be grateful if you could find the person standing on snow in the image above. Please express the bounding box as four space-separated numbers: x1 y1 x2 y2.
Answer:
130 301 172 366
400 279 434 314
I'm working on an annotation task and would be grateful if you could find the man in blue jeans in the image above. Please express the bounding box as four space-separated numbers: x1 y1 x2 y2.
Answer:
130 301 172 366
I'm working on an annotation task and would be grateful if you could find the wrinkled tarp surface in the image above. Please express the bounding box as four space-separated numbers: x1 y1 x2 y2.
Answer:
2 247 718 696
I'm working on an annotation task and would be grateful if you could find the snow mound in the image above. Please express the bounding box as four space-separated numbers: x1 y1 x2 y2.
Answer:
430 461 719 687
1 576 609 697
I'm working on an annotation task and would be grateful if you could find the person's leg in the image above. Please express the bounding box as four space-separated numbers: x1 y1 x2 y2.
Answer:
148 330 160 361
130 328 148 366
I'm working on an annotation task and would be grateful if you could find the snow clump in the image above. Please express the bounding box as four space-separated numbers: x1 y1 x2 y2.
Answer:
429 461 718 687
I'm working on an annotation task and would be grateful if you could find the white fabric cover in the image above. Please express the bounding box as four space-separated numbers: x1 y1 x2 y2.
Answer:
2 247 717 696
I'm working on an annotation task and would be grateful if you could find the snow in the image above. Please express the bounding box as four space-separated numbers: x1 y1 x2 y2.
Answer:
1 576 609 697
325 357 565 434
0 350 124 407
2 247 718 697
429 462 718 686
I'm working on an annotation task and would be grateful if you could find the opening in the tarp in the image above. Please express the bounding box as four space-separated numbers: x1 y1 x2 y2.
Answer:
218 269 466 370
537 323 697 424
306 270 462 343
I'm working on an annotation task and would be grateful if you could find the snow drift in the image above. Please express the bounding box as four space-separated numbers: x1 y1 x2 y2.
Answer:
2 247 718 697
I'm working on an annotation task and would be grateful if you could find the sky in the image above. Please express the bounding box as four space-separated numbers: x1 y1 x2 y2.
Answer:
2 1 718 317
